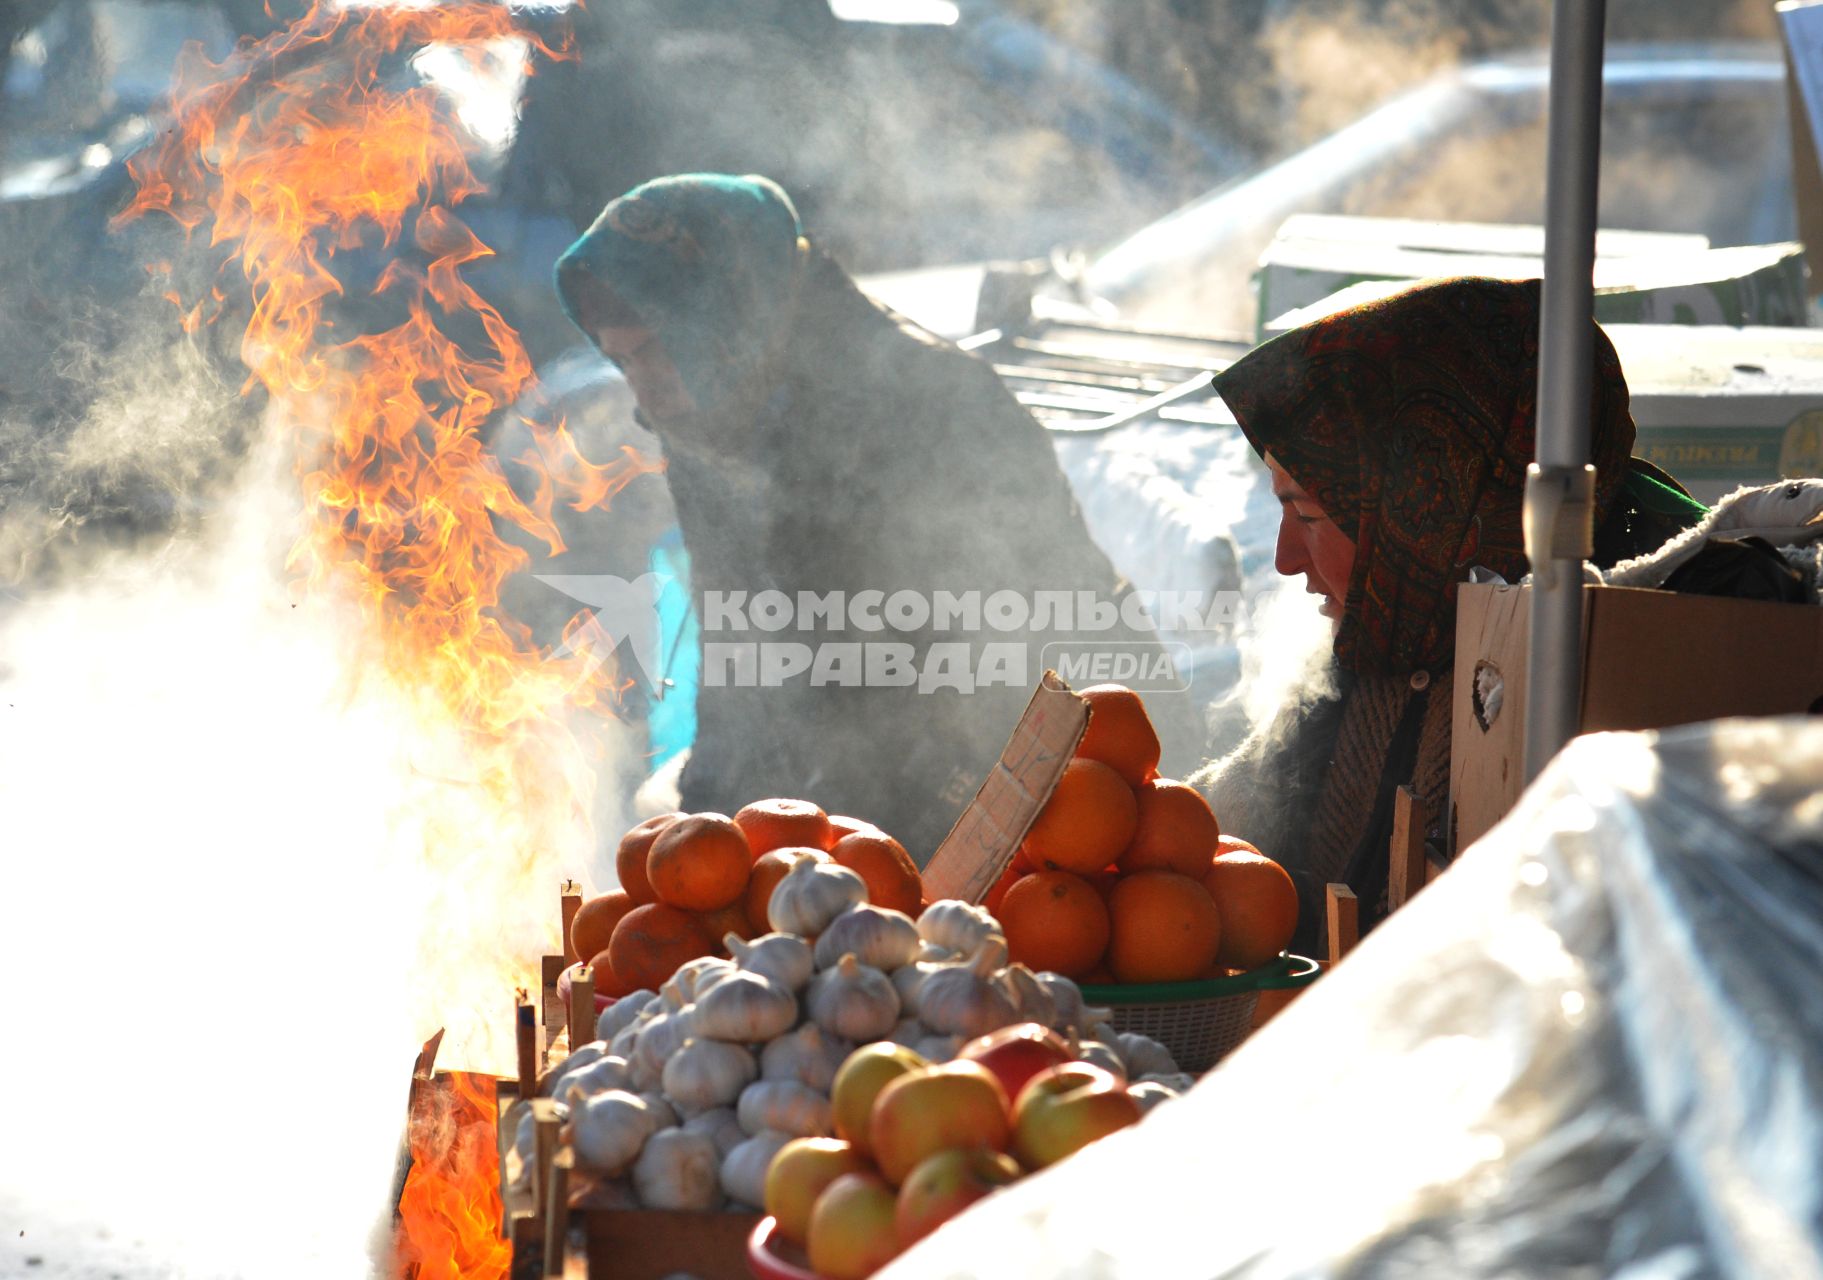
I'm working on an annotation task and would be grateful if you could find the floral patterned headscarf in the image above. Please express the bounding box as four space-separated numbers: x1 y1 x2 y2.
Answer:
1213 277 1636 675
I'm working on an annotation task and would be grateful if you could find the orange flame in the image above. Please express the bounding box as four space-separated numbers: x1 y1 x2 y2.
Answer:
396 1072 512 1280
119 4 664 1274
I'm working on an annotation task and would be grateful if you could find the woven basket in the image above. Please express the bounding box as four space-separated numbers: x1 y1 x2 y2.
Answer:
1081 953 1321 1073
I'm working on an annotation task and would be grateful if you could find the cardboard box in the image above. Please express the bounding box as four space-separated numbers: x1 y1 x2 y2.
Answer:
1253 215 1806 339
1450 582 1823 853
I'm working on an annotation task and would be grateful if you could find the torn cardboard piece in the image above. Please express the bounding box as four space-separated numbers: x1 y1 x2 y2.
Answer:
921 671 1089 904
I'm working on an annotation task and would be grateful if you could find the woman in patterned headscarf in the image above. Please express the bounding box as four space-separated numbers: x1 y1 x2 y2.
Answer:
555 174 1191 860
1198 277 1703 951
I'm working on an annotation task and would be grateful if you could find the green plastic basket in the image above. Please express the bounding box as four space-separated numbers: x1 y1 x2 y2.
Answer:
1080 953 1322 1073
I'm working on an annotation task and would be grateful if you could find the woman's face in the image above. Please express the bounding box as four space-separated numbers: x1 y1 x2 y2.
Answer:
594 325 699 420
1268 453 1357 622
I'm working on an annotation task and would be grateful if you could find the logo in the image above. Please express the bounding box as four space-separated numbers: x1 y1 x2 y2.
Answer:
536 573 671 689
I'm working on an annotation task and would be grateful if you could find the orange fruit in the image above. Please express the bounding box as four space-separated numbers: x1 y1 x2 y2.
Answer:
1120 780 1221 878
1217 833 1262 857
584 946 636 999
570 890 636 964
830 830 922 916
1203 850 1298 970
997 871 1110 979
826 814 880 844
1010 845 1037 876
982 862 1024 916
1074 684 1161 787
734 798 835 856
607 904 714 990
747 847 830 934
694 901 755 951
646 813 752 911
1021 758 1138 875
1084 865 1121 905
1107 870 1221 983
616 812 683 905
1081 963 1115 985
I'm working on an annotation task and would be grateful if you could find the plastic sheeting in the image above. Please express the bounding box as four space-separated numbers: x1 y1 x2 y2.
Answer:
882 716 1823 1280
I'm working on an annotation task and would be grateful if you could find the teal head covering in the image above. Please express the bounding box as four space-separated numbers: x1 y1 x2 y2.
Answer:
555 173 805 415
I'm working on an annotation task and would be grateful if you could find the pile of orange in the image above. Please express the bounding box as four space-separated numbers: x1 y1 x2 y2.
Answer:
985 684 1299 984
571 799 926 997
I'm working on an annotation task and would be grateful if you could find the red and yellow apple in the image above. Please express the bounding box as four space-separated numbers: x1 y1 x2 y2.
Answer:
831 1043 927 1156
807 1170 902 1280
895 1146 1022 1249
869 1060 1012 1185
1011 1062 1143 1170
955 1022 1073 1103
764 1137 872 1246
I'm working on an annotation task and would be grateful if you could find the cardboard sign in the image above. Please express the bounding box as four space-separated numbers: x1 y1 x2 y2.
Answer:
921 671 1089 904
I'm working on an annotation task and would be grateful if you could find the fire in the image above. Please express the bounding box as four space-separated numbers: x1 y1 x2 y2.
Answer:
117 3 663 1275
396 1072 513 1280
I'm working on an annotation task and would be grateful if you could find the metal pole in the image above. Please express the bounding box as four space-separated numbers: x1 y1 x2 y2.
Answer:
1524 0 1607 784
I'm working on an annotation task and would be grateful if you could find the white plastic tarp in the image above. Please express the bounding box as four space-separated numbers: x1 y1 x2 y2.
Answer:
883 716 1823 1279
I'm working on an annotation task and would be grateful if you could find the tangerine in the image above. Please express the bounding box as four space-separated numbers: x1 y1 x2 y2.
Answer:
606 904 713 990
1021 758 1138 874
747 847 830 934
830 830 922 916
583 947 637 1000
997 870 1110 979
1107 870 1222 983
646 813 752 911
694 901 755 950
1203 850 1298 970
826 814 880 844
616 812 683 905
1074 684 1161 786
1120 780 1221 878
570 889 636 964
734 798 835 856
982 861 1024 916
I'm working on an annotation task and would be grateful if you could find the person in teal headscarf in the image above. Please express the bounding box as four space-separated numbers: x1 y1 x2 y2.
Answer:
555 174 1199 860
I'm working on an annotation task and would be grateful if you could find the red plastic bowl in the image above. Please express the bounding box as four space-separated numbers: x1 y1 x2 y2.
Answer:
746 1217 825 1280
554 963 615 1022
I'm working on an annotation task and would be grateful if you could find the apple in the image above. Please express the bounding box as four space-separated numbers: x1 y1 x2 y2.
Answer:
955 1023 1073 1102
895 1146 1022 1249
831 1042 926 1156
807 1170 902 1280
764 1137 872 1247
869 1060 1011 1185
1011 1062 1142 1170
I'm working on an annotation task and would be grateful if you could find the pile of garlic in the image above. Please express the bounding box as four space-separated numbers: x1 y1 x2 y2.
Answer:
512 858 1191 1212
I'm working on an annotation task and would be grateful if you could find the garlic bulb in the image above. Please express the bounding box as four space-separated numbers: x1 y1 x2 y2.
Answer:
726 932 815 991
736 1080 833 1138
1076 1039 1127 1081
915 941 957 964
663 956 735 1010
1128 1081 1179 1116
916 900 1003 954
1117 1032 1178 1077
916 937 1018 1038
890 955 956 1015
1035 972 1111 1035
638 1091 680 1129
812 904 920 971
1138 1071 1197 1094
631 1008 694 1090
539 1041 607 1096
556 1054 634 1109
759 1023 853 1093
912 1034 964 1063
691 970 798 1044
632 1127 721 1211
768 855 867 936
720 1130 794 1207
568 1089 662 1174
609 1010 651 1060
596 990 658 1043
807 954 901 1042
887 1016 928 1048
1086 1020 1119 1047
998 963 1058 1028
681 1106 747 1160
662 1038 758 1113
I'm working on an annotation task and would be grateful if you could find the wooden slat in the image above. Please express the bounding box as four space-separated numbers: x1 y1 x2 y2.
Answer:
559 881 582 965
515 999 538 1103
1326 884 1359 965
1388 784 1431 912
567 967 595 1050
543 1150 573 1278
